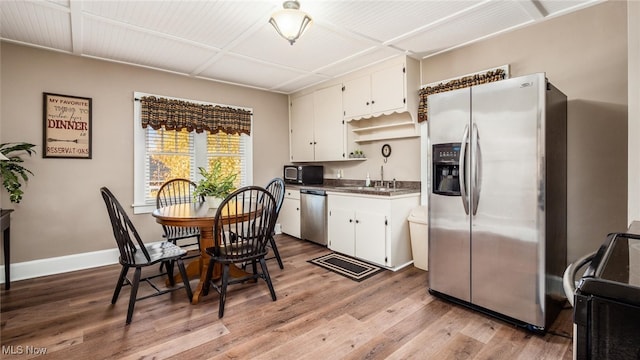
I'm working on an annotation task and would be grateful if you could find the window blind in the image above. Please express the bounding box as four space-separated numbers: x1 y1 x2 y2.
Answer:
206 132 249 189
144 128 196 203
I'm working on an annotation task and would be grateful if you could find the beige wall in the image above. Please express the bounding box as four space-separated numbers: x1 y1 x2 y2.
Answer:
421 1 628 262
322 135 421 183
629 0 640 224
0 42 289 263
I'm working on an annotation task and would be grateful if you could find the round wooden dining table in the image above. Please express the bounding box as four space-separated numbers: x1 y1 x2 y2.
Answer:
152 201 254 304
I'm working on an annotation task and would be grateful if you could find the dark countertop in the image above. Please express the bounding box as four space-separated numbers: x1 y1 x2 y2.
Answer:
286 179 421 197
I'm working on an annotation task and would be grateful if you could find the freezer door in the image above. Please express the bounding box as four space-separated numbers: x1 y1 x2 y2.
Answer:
470 73 545 326
428 87 472 302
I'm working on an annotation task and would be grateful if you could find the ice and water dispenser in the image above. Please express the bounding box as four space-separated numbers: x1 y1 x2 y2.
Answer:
432 143 461 196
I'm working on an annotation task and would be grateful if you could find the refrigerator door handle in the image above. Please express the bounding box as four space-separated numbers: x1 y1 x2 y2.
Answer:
459 124 470 215
472 123 482 216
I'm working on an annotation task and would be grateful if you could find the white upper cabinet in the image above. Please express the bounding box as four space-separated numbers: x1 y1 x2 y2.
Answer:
289 56 420 156
342 58 418 121
313 85 345 161
343 63 406 119
290 93 315 162
289 84 345 162
342 75 371 119
371 63 406 114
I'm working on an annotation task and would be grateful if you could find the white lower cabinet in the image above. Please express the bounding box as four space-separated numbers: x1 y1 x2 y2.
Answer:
328 207 386 265
327 193 419 270
280 189 300 238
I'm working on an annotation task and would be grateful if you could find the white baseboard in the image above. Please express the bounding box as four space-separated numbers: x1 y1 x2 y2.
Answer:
386 260 414 272
0 246 125 285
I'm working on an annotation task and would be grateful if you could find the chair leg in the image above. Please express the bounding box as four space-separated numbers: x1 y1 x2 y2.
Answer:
126 267 142 325
176 258 192 302
203 257 216 296
165 260 175 287
269 236 284 269
112 265 129 304
218 264 230 318
259 258 277 301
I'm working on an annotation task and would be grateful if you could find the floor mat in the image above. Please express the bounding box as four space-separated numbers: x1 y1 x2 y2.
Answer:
308 252 385 282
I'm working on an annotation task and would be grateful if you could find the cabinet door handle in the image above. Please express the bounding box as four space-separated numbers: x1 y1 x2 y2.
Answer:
371 100 375 104
349 219 353 223
355 220 360 224
366 102 369 106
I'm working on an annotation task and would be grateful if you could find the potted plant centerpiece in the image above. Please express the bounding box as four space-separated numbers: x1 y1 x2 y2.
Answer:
0 142 36 204
193 160 238 208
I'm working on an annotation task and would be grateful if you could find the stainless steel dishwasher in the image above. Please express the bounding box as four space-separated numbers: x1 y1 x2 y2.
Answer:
299 189 327 246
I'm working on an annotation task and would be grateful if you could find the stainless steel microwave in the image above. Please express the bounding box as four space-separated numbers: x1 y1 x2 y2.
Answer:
283 165 323 185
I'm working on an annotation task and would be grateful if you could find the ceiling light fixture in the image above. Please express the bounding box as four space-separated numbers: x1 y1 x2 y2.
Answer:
269 0 312 45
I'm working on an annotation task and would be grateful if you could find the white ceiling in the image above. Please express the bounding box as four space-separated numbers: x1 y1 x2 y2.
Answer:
1 0 602 94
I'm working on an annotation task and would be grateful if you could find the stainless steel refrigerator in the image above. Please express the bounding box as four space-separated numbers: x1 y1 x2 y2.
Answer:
427 73 567 331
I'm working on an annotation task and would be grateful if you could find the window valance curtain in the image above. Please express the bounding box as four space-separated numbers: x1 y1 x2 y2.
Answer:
140 96 252 135
417 68 506 123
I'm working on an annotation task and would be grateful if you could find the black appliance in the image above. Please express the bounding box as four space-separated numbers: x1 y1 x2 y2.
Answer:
283 165 323 185
574 232 640 359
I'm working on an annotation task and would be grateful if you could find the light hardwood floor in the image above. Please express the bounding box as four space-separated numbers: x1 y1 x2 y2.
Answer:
1 234 573 359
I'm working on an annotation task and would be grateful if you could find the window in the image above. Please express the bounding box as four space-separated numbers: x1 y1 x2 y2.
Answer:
146 127 195 201
133 92 252 214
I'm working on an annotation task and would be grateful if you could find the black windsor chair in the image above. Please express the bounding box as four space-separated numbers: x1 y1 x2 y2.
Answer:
202 186 278 318
100 187 193 324
156 178 203 255
264 177 285 269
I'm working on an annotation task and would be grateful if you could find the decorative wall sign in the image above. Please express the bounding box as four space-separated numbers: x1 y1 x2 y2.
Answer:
43 93 92 159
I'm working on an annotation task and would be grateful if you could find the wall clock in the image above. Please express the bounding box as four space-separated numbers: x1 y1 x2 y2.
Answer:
381 144 391 162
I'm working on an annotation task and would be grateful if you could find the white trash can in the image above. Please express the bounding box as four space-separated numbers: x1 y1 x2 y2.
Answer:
408 206 428 271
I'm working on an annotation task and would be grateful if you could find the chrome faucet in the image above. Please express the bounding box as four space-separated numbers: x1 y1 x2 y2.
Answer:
380 165 384 183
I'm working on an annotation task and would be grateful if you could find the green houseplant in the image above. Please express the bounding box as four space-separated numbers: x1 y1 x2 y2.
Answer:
0 142 36 204
193 160 238 208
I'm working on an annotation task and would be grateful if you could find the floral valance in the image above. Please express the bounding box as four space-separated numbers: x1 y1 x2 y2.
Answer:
417 68 506 123
140 96 252 135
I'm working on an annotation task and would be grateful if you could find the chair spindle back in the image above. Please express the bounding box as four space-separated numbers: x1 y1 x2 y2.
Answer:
100 187 150 265
213 186 277 263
